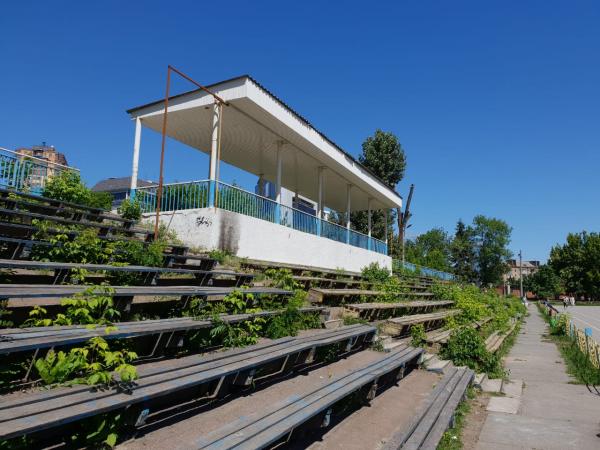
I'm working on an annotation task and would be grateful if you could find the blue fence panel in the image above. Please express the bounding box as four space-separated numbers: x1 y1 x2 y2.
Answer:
135 180 209 213
0 148 76 194
280 204 319 235
394 260 455 281
349 229 369 250
370 238 388 255
217 182 277 223
321 220 347 244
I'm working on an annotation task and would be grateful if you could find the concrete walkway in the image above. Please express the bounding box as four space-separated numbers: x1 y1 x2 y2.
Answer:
475 308 600 450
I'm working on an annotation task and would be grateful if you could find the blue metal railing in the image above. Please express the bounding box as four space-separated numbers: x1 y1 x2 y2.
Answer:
135 179 388 255
217 181 277 222
0 147 77 194
136 180 209 213
393 260 456 281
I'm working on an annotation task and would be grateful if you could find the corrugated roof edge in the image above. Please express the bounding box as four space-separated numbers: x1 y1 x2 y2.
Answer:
126 74 403 202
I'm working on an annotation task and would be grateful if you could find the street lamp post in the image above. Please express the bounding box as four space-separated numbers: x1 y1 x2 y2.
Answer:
519 250 524 299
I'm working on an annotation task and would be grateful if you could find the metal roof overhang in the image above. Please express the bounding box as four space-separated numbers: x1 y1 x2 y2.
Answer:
127 76 402 212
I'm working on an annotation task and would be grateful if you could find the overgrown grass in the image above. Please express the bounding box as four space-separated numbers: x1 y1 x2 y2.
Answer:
436 387 475 450
537 304 600 385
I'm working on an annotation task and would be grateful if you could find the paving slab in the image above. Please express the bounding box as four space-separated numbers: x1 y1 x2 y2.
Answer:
501 379 523 398
486 396 520 414
480 378 502 393
475 309 600 450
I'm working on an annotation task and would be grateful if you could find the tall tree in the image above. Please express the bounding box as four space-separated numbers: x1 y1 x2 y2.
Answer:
351 130 406 238
471 215 512 286
404 228 452 271
549 231 600 300
523 265 562 299
450 219 477 282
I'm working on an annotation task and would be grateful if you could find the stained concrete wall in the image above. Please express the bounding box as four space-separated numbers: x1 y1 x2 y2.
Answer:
143 207 391 273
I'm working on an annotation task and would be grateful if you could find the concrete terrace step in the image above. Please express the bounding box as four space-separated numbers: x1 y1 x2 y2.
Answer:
0 325 376 442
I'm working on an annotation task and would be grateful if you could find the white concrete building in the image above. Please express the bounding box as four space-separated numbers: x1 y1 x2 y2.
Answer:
126 75 402 273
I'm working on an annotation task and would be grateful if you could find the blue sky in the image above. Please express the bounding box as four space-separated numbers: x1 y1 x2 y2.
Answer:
1 1 599 261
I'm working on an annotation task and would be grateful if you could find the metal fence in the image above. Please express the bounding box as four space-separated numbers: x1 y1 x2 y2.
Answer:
393 260 456 281
0 147 78 194
540 302 600 370
136 180 209 213
135 179 388 255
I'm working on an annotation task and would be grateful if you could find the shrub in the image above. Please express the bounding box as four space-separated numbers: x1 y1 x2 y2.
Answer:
361 263 391 284
42 171 112 210
34 337 137 386
410 323 427 347
264 268 298 291
440 327 499 374
117 198 142 221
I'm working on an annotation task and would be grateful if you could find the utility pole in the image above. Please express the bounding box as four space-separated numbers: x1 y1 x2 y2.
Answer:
397 184 414 265
519 249 524 299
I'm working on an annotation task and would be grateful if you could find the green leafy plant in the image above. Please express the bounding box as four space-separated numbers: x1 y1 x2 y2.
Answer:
24 286 119 327
208 249 231 265
208 314 266 348
42 171 112 210
361 263 391 284
264 268 298 291
440 327 500 375
264 307 321 339
410 323 427 347
117 198 141 221
34 336 137 386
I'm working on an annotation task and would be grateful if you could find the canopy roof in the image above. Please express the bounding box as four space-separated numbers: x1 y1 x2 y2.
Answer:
127 75 402 212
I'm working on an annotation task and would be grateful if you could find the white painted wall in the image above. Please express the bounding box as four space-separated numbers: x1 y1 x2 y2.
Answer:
143 208 391 273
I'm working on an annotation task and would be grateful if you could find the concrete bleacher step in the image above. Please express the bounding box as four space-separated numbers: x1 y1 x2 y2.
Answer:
0 307 325 355
0 325 376 442
424 355 452 373
382 309 461 337
382 366 475 450
122 346 423 450
1 284 291 309
308 287 435 304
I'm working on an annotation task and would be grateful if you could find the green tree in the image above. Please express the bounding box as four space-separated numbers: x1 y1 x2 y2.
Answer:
351 129 406 238
450 220 478 283
549 231 600 300
471 215 512 286
405 228 452 271
524 265 562 299
43 171 112 210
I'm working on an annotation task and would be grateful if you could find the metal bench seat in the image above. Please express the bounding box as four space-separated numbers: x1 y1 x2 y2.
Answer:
0 258 251 286
0 228 215 270
382 366 474 450
0 187 135 227
0 207 153 241
344 300 454 321
193 346 423 450
308 288 434 304
0 285 291 308
0 324 375 441
382 310 461 337
0 307 324 355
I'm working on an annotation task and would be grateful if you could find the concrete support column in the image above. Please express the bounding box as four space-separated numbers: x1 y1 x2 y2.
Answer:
346 184 352 244
274 141 284 224
367 198 372 250
129 117 142 199
208 102 221 207
317 167 324 236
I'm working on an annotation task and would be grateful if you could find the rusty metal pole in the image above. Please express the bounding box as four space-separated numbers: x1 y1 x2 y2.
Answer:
154 66 172 240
